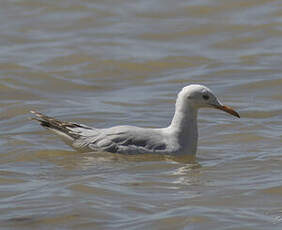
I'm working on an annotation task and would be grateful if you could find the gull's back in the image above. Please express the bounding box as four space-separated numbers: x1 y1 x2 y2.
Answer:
31 111 176 154
73 125 171 154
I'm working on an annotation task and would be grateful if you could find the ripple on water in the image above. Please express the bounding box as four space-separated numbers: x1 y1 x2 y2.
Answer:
0 0 282 229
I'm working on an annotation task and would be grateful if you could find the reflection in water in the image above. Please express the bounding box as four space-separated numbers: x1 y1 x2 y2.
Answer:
169 163 202 187
79 151 199 171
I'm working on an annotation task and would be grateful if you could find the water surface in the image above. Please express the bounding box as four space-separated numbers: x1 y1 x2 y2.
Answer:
0 0 282 229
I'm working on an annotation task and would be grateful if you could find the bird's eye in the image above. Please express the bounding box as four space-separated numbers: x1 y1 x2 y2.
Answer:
202 94 209 100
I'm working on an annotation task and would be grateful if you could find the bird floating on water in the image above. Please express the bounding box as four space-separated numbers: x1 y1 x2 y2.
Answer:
31 84 240 155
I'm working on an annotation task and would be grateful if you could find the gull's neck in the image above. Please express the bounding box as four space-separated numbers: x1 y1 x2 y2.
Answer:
168 96 198 154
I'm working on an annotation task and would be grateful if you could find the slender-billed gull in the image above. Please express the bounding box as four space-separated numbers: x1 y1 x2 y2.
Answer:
31 84 239 155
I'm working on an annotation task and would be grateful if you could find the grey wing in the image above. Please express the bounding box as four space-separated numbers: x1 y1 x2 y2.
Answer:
78 127 167 154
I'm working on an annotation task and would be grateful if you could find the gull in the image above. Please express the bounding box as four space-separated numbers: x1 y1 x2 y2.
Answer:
31 84 240 155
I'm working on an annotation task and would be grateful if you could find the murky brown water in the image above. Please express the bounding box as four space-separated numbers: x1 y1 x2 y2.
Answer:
0 0 282 229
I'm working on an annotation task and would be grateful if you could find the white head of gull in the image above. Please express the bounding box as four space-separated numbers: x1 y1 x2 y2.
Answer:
31 84 240 155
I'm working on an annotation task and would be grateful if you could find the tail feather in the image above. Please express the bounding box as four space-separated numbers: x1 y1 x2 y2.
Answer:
30 110 85 139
